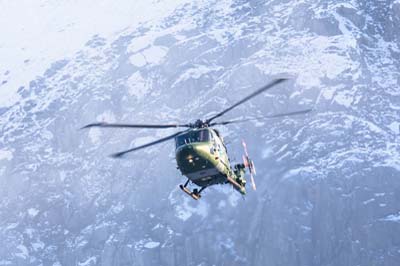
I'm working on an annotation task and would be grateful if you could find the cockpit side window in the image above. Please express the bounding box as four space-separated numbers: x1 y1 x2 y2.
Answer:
176 134 187 147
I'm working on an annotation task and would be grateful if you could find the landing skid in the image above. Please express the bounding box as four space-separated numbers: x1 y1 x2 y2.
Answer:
179 184 201 200
179 179 207 200
179 175 245 200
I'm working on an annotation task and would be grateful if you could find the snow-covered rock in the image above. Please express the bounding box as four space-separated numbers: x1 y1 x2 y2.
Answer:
0 0 399 265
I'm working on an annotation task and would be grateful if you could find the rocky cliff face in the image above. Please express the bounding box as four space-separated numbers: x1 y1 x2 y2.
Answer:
0 0 399 265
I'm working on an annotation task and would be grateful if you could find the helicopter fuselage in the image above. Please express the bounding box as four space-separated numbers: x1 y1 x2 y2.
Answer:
175 128 244 192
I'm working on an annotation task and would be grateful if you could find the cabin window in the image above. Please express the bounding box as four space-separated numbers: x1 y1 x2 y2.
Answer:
176 129 210 147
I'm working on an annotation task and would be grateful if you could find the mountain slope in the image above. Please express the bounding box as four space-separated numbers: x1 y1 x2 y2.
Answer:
0 0 399 265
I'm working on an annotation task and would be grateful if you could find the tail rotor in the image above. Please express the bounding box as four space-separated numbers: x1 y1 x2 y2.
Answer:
242 140 257 190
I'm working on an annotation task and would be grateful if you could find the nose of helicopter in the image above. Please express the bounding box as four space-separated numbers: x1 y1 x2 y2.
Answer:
176 144 201 163
175 144 210 174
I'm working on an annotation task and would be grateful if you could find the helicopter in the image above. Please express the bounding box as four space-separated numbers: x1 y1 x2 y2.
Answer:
82 79 311 200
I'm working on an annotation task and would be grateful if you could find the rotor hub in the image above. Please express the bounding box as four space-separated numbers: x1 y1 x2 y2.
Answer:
191 119 208 128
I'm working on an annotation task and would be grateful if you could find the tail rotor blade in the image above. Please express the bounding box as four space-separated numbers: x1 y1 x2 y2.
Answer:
242 139 249 157
252 161 257 175
250 173 257 191
242 155 249 167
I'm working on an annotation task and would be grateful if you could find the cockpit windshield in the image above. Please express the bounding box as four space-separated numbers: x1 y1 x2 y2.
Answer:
176 129 210 147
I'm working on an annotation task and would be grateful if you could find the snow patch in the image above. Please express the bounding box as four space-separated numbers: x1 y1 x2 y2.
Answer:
132 136 159 147
172 65 223 87
218 200 227 208
301 225 311 232
88 128 102 145
112 202 124 214
32 241 45 251
128 31 168 66
321 87 335 100
78 256 97 266
334 91 353 107
388 122 399 134
0 149 13 161
282 166 316 180
152 223 162 230
59 171 67 182
331 11 358 49
261 147 273 159
25 228 34 238
142 45 168 65
128 35 153 53
15 245 29 259
276 144 288 154
27 208 39 217
144 241 160 249
76 238 88 248
96 110 116 123
363 198 375 205
41 129 54 140
228 192 240 207
5 223 18 230
175 197 209 221
129 53 147 67
126 72 150 99
381 212 400 222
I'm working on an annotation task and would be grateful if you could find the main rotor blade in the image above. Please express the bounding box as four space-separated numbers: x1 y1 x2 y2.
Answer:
206 79 287 124
110 130 186 158
210 108 313 126
81 122 190 130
